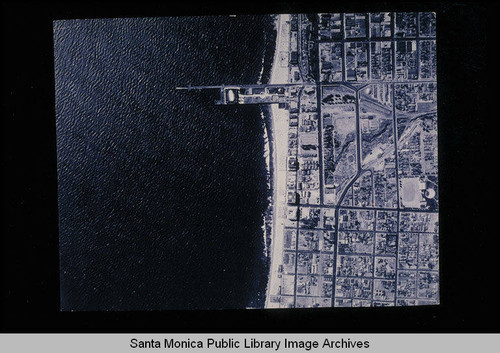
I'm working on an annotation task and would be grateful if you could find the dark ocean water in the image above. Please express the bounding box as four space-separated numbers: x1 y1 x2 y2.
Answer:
54 16 276 310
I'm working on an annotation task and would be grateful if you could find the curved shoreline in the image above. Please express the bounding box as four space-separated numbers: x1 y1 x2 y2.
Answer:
261 107 272 259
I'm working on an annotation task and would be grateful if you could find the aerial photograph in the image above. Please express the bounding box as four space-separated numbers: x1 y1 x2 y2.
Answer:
54 12 438 310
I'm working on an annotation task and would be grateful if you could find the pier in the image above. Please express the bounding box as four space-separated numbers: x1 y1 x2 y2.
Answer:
176 84 295 105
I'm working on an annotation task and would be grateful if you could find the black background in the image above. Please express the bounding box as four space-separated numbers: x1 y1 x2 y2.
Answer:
2 1 499 332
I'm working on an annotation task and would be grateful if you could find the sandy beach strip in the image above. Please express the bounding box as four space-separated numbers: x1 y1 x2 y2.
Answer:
265 14 290 308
